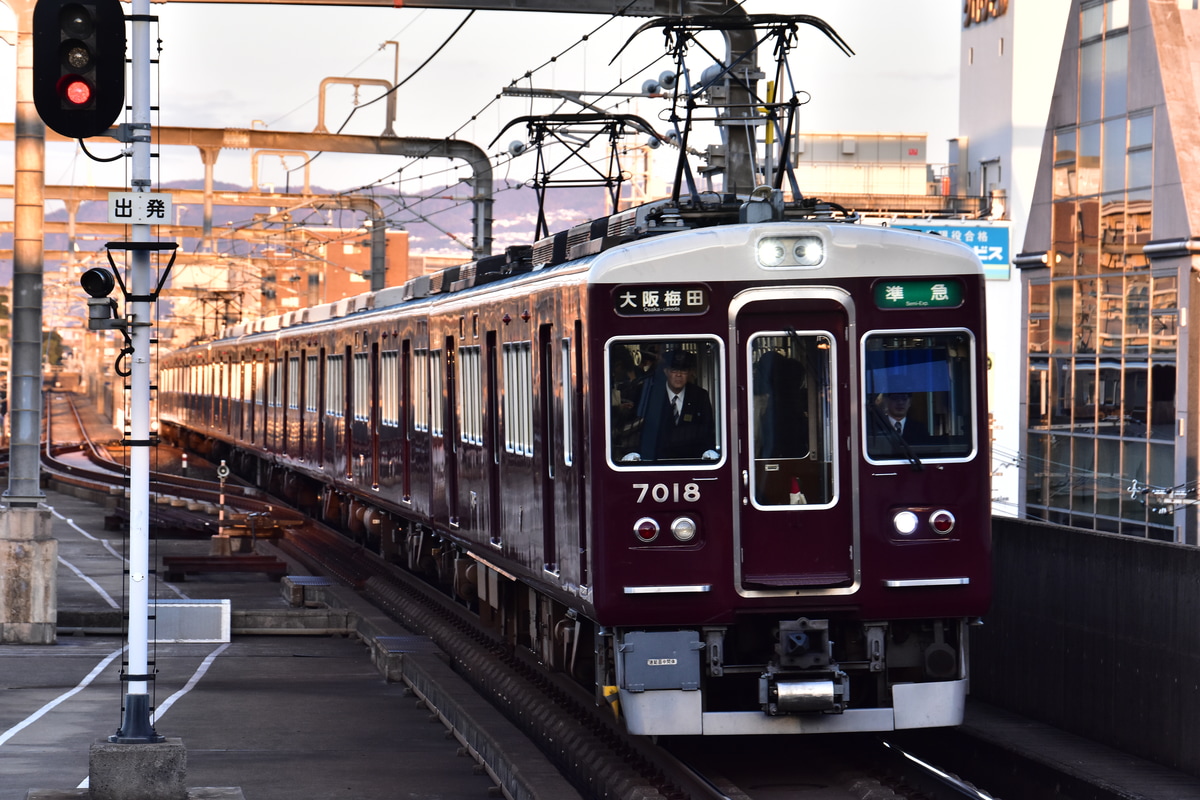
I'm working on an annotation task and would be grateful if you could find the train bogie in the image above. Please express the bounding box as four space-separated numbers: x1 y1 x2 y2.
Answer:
160 209 990 736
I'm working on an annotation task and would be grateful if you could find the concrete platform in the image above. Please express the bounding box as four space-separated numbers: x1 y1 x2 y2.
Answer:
1 486 579 800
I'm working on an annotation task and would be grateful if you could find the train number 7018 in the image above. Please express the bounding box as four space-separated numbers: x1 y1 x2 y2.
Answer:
634 483 702 503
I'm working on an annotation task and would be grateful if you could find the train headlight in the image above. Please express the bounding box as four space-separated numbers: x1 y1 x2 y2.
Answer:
670 516 697 542
793 236 825 266
893 510 919 536
930 510 956 535
634 517 660 543
756 236 825 268
756 238 788 267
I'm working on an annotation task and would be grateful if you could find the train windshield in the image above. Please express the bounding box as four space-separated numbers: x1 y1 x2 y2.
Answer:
608 337 723 466
863 331 976 463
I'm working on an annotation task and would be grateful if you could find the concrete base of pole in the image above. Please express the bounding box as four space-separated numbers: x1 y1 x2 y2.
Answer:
88 738 188 800
0 506 56 644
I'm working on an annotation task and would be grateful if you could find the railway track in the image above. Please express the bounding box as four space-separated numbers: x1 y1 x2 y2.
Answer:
43 392 304 535
45 392 1001 800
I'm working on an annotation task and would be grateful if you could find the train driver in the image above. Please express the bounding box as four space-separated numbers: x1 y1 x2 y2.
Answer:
620 349 718 462
867 390 933 461
874 392 931 444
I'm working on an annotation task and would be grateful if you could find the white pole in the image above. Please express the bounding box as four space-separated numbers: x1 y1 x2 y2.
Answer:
112 0 161 743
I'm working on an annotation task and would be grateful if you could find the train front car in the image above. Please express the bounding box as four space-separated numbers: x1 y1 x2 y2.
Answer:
588 221 990 736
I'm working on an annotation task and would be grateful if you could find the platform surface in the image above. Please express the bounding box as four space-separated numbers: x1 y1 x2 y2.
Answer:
1 486 565 800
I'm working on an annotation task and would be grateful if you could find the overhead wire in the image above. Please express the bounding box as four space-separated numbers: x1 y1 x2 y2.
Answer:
283 9 477 181
232 0 736 258
264 9 430 130
307 0 657 210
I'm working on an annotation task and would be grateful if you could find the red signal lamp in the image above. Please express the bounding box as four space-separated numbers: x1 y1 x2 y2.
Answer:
60 75 93 106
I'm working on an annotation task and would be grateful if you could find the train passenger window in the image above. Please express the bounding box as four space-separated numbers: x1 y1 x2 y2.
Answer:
608 337 723 466
747 332 835 508
413 349 430 432
325 354 345 417
430 349 444 436
287 357 300 410
305 356 319 412
353 353 370 422
863 331 976 463
380 351 400 426
270 359 281 408
503 341 533 456
458 346 482 443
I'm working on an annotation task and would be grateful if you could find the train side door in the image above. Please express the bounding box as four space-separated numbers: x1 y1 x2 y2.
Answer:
733 290 858 595
370 343 380 489
485 332 502 547
444 339 460 526
538 324 557 573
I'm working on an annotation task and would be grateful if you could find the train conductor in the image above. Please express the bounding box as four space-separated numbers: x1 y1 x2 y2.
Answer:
624 349 717 461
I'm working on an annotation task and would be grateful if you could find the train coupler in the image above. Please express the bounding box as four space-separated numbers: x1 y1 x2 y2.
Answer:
760 669 849 715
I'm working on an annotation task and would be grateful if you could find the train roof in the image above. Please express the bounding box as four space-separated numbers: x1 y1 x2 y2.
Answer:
211 194 982 344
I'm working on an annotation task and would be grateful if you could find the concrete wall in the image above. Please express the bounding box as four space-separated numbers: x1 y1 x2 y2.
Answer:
971 516 1200 776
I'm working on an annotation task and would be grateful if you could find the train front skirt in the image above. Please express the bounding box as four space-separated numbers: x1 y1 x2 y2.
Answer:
615 627 968 736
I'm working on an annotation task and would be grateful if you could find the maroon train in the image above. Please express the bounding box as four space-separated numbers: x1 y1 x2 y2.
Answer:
159 195 991 735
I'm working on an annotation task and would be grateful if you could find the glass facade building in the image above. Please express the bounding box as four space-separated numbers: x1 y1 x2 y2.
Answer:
1020 0 1198 542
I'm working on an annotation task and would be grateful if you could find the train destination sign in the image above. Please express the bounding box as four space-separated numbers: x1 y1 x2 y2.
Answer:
874 279 963 310
614 284 709 316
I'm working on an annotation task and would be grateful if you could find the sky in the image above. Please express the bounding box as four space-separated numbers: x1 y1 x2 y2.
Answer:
0 0 961 199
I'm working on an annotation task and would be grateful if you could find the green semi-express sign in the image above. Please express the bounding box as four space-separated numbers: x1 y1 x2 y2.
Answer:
874 279 963 310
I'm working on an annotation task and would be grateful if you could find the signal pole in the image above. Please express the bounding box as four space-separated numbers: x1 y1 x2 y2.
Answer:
71 0 174 746
112 0 159 742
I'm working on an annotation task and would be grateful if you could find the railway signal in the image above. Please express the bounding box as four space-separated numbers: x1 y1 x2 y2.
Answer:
32 0 127 139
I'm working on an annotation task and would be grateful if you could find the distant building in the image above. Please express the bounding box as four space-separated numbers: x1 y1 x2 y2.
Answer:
1019 0 1199 543
262 230 459 317
956 0 1072 515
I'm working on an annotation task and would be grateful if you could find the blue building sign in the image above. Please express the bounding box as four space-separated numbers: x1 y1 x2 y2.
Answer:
893 222 1010 280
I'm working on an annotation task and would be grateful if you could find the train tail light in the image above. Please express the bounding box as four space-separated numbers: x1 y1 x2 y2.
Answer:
930 510 956 535
634 517 659 543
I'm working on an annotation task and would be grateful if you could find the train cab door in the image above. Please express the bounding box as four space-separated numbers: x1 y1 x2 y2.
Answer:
732 289 858 595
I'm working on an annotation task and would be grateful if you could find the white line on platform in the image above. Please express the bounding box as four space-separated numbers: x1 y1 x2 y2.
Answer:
0 647 126 747
48 506 127 563
58 556 120 608
74 642 233 791
152 642 233 724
